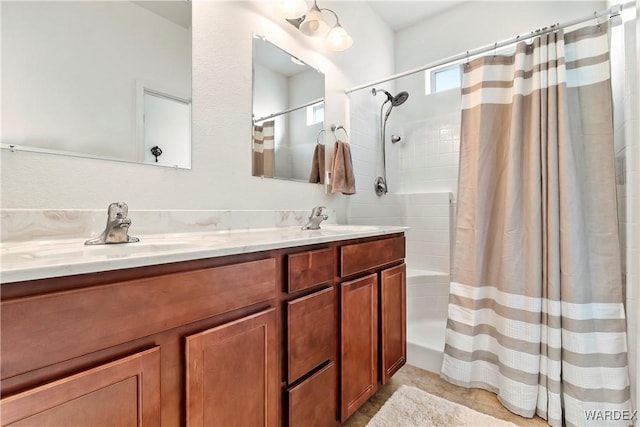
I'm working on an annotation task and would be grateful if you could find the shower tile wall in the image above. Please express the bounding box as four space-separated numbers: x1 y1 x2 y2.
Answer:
399 111 461 195
401 192 452 273
347 92 404 227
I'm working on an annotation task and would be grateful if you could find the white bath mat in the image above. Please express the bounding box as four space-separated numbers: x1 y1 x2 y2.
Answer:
366 385 518 427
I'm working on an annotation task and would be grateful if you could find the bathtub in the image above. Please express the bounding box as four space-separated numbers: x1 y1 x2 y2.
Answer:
406 268 451 374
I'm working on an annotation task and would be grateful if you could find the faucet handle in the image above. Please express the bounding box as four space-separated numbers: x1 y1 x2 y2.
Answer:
311 206 326 216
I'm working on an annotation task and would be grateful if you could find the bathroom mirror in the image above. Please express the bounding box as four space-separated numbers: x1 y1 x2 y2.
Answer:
252 35 325 183
1 1 192 169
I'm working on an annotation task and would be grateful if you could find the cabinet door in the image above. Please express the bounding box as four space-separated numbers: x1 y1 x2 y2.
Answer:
340 274 378 422
186 309 278 427
1 347 160 427
380 263 406 384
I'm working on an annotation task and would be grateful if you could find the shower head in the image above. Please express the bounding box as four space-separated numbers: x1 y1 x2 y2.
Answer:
372 87 393 102
392 91 409 106
373 88 409 107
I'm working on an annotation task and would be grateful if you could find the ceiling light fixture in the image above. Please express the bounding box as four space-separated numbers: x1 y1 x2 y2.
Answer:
279 0 353 51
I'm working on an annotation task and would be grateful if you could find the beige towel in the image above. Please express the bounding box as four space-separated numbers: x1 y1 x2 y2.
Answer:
308 144 326 184
330 140 356 195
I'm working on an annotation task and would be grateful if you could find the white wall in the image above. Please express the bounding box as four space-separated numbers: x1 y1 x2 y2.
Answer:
0 1 394 220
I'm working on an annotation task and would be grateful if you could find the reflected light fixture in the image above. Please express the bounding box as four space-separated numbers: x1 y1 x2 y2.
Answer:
278 0 353 51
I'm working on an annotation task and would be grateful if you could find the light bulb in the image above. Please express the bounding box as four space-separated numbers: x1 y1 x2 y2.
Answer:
276 0 307 19
325 25 353 51
299 4 329 37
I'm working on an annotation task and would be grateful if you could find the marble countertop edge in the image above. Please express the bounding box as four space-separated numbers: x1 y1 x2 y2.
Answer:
1 225 408 284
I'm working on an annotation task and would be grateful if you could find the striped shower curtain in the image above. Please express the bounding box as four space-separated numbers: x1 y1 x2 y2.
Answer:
440 23 632 427
252 120 275 178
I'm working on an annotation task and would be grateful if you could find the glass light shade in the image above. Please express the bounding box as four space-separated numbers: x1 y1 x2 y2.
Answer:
325 25 353 51
276 0 307 19
299 6 329 37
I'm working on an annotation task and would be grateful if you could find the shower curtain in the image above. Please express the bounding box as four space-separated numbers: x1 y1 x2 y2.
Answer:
252 120 275 178
441 23 632 427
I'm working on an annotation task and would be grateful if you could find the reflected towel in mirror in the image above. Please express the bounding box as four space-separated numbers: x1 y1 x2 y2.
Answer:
308 143 326 184
252 120 275 177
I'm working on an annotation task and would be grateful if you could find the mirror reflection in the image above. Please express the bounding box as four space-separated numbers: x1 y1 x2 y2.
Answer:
252 35 325 183
1 1 192 169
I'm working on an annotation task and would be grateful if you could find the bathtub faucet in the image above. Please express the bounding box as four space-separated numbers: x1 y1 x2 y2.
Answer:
85 202 139 245
302 206 328 230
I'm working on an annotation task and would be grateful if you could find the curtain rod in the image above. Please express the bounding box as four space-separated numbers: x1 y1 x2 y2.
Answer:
253 98 323 123
345 1 634 94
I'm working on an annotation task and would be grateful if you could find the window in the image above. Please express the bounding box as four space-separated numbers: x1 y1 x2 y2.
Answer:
425 64 461 95
306 102 324 126
425 45 516 95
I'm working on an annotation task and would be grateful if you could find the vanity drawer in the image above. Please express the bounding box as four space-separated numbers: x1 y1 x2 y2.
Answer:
1 258 276 379
287 361 339 427
287 287 335 383
339 236 405 277
287 248 333 293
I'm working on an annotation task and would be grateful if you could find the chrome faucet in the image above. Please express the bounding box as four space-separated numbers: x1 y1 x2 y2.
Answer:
302 206 328 230
85 202 139 245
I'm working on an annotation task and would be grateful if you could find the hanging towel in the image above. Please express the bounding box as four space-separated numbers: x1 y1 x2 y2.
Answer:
330 140 356 195
308 144 325 184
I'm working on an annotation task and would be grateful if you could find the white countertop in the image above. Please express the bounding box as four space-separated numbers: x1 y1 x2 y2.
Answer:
0 225 407 284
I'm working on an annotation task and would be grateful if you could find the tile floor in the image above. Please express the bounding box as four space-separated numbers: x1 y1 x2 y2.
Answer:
343 364 548 426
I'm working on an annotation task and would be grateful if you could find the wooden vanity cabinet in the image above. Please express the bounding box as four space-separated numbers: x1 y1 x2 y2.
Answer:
0 232 405 427
1 256 278 427
338 236 407 422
